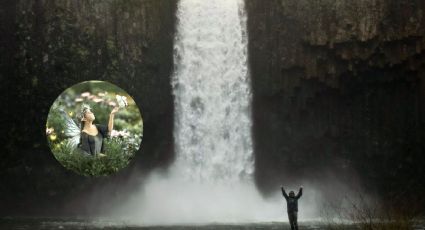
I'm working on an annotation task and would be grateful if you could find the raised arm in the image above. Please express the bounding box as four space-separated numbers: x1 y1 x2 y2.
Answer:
281 186 289 199
108 107 119 133
296 186 303 199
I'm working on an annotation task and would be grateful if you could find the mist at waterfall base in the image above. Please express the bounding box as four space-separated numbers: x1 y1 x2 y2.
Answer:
106 0 325 225
109 170 329 225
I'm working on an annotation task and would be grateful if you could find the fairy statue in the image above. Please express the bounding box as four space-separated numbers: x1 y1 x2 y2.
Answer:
60 95 128 156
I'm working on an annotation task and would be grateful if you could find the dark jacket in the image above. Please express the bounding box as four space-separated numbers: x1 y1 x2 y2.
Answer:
78 124 109 155
282 187 302 212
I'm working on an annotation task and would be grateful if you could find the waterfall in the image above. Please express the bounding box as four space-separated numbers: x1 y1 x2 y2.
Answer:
114 0 290 224
171 0 253 183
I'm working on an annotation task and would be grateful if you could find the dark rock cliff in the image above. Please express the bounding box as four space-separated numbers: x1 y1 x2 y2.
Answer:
246 0 425 210
1 0 425 216
0 0 177 215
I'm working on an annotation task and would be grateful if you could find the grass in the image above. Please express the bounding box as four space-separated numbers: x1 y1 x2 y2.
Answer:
319 190 420 230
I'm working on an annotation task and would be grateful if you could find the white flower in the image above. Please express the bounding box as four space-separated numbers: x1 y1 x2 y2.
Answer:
110 130 119 137
46 127 54 135
97 92 106 97
81 92 90 97
110 129 130 138
92 97 104 103
119 130 130 137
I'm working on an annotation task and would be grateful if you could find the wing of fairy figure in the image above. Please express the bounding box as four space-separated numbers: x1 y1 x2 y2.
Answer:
58 108 81 149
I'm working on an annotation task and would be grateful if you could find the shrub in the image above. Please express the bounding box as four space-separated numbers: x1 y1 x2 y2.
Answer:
50 135 140 176
319 190 418 230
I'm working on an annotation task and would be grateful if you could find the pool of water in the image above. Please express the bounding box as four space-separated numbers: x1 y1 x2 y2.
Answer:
0 217 355 230
1 217 424 230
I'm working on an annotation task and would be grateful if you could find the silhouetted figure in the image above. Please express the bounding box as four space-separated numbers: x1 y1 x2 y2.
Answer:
281 186 303 230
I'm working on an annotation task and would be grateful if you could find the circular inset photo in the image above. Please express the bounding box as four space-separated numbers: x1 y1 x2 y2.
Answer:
46 80 143 176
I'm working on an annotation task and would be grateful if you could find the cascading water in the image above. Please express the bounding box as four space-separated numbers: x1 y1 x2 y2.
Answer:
171 0 253 184
113 0 315 224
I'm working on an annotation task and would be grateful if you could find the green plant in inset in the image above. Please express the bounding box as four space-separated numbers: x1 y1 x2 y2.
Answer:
49 135 140 177
46 81 143 176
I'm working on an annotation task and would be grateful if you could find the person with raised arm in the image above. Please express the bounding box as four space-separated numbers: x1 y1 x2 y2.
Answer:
281 185 303 230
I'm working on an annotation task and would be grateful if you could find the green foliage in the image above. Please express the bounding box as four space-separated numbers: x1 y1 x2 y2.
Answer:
51 135 141 177
46 81 143 176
